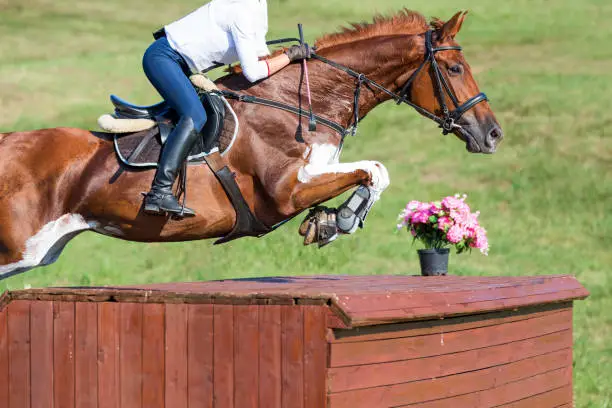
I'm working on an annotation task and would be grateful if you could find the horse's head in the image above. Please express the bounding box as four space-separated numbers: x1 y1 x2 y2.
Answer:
402 12 503 153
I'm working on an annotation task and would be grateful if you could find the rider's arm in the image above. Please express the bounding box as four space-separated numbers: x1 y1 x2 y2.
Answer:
230 12 310 82
230 15 272 82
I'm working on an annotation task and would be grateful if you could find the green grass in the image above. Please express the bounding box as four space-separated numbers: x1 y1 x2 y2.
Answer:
1 0 611 405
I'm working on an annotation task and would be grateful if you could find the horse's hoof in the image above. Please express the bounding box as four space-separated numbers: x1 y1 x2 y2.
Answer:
299 218 311 237
303 221 317 246
318 232 339 248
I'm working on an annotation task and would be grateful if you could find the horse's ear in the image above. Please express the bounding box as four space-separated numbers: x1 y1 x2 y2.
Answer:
439 11 468 40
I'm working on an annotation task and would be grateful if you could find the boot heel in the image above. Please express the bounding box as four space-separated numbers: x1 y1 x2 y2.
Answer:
143 204 165 215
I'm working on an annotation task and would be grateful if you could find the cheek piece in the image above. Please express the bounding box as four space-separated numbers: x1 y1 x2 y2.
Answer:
395 30 488 135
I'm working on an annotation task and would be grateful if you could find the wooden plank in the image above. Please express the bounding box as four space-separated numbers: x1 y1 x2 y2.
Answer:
327 350 571 408
328 330 571 392
8 300 31 408
75 302 98 408
476 367 570 407
142 304 165 408
234 305 259 408
335 277 586 313
303 306 327 408
282 306 304 408
330 310 571 367
397 384 572 408
54 301 75 408
120 303 143 408
331 303 570 343
496 386 572 408
165 304 188 408
348 289 586 326
0 309 8 408
213 304 234 407
10 276 587 316
98 303 120 408
30 301 53 408
187 304 213 408
259 305 282 408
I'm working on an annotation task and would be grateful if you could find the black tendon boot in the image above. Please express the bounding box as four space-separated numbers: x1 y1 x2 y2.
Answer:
144 116 200 217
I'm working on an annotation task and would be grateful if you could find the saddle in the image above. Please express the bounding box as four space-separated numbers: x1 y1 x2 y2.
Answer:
110 92 236 168
100 89 270 244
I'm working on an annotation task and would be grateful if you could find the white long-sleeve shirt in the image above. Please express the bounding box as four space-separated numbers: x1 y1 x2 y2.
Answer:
165 0 270 82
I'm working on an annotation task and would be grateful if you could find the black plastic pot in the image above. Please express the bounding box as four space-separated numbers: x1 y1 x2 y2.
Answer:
417 248 450 276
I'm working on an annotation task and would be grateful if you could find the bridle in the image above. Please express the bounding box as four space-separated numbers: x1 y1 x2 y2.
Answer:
310 29 488 137
221 29 488 139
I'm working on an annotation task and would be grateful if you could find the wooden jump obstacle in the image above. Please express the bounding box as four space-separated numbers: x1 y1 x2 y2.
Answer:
0 275 588 407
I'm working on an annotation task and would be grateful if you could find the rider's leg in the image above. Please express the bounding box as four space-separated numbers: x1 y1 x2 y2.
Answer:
141 37 208 217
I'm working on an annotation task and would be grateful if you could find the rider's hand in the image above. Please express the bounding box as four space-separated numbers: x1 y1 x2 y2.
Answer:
285 44 312 62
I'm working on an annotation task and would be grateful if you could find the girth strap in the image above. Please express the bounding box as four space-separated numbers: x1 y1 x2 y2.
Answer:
203 151 271 244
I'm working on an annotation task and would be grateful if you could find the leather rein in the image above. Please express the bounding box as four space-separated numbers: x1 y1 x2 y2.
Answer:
219 30 488 140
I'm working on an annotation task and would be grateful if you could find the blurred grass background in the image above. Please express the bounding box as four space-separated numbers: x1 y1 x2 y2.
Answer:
1 0 611 405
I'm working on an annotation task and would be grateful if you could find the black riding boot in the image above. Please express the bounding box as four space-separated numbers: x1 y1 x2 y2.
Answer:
144 116 200 217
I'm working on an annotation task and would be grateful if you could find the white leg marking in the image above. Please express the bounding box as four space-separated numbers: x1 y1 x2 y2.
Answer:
0 214 92 278
297 143 390 192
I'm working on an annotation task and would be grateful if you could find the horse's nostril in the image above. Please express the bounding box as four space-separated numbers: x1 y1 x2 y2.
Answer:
489 127 503 141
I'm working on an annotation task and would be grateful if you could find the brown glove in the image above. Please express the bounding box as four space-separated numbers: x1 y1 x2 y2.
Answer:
285 44 312 62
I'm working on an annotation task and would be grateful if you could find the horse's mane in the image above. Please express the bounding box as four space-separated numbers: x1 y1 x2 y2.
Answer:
314 9 436 50
226 9 440 76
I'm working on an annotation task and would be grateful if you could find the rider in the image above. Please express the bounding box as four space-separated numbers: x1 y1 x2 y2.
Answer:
142 0 310 217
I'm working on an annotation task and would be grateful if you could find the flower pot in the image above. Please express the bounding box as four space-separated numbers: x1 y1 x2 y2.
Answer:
417 248 449 276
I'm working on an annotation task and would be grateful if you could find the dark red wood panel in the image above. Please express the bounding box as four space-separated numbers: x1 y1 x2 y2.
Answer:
98 303 120 408
234 305 259 408
336 277 585 313
304 306 327 408
75 302 98 408
165 304 188 408
282 306 304 408
187 304 213 408
477 368 570 407
330 310 571 367
0 309 8 407
30 301 53 408
259 305 282 408
348 288 585 326
12 275 587 326
398 384 572 408
53 301 75 408
142 304 165 408
120 303 143 408
329 330 571 392
213 304 234 407
8 300 31 408
327 349 571 408
331 304 569 343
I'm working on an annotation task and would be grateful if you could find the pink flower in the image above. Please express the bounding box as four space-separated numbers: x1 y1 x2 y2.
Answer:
473 226 489 255
437 216 453 231
447 225 464 244
411 210 430 224
406 201 421 211
442 194 467 211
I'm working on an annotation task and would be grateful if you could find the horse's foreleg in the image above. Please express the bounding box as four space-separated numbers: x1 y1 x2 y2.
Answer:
280 144 390 245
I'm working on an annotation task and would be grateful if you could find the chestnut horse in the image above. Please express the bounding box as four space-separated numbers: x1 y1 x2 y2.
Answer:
0 10 502 278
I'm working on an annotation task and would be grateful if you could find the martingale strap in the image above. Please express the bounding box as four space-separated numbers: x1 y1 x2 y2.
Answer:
218 91 349 136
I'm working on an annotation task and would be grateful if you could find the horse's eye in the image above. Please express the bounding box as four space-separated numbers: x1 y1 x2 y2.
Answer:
448 64 464 76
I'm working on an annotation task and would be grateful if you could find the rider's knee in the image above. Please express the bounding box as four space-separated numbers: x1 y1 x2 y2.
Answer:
191 109 208 132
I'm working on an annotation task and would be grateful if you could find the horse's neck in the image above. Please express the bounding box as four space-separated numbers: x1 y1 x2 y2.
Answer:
234 35 421 134
302 35 422 130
